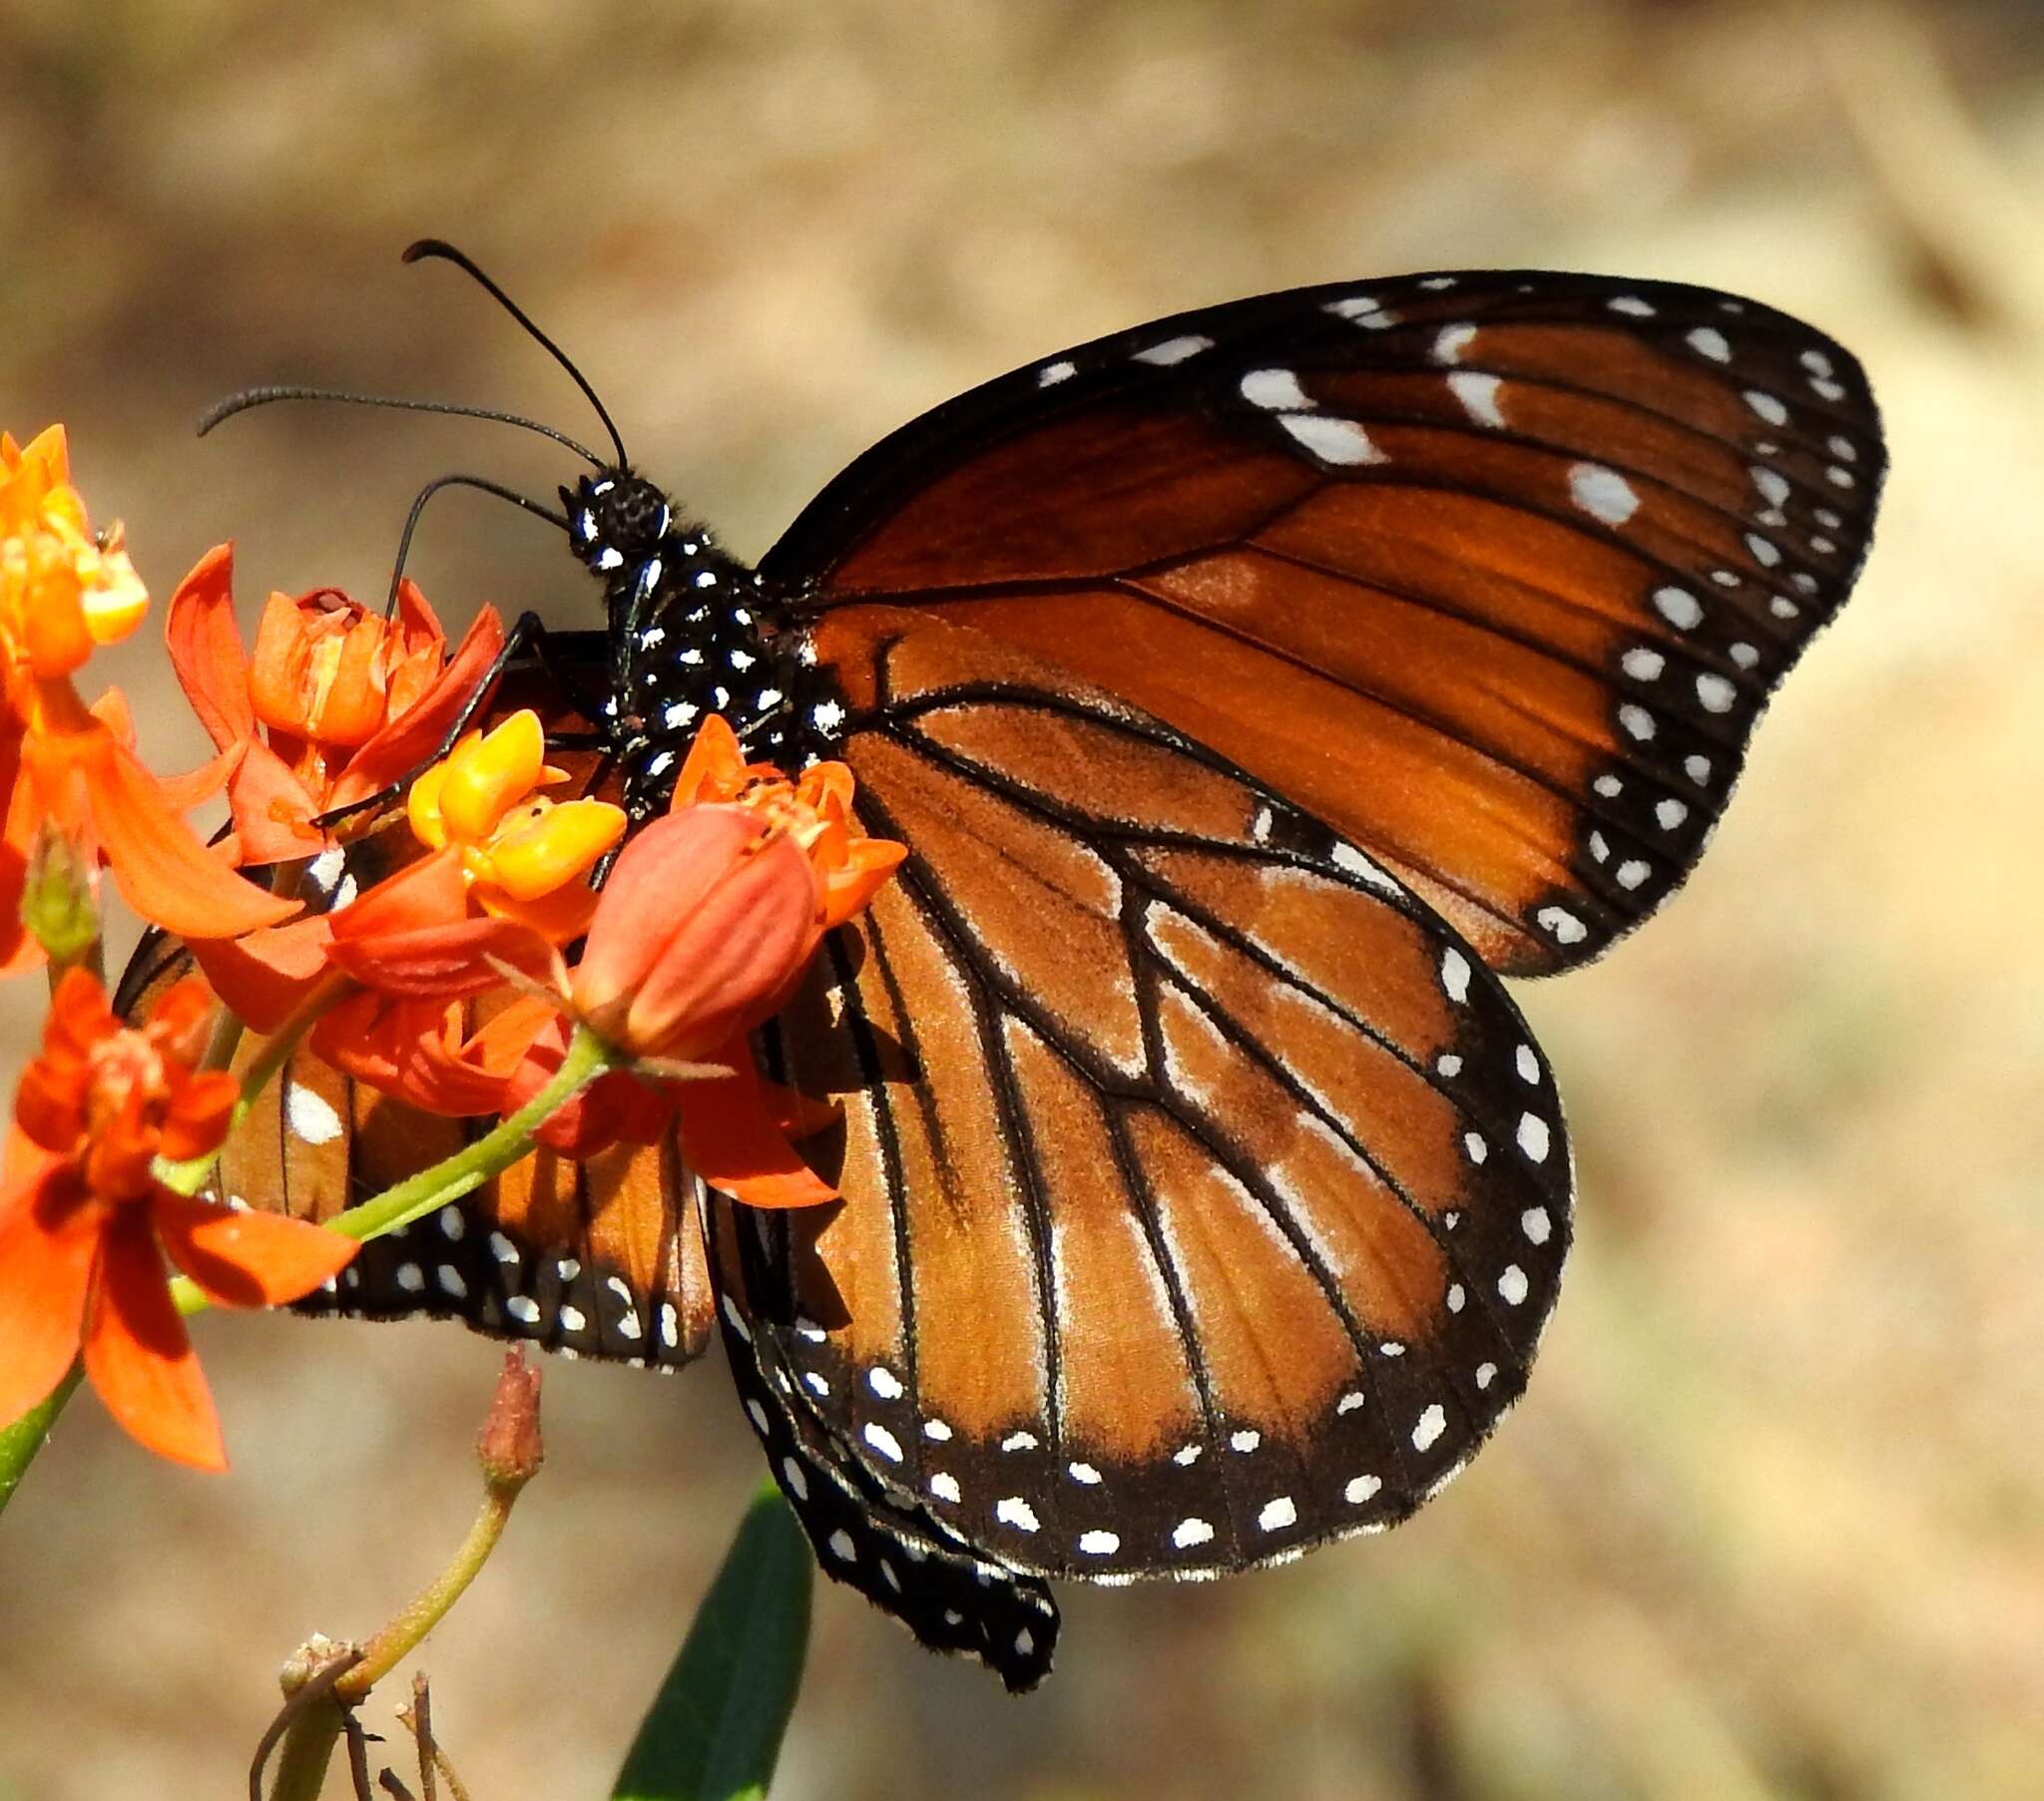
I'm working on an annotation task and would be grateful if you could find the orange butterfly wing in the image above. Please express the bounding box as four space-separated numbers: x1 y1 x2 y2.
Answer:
741 611 1570 1577
770 271 1884 974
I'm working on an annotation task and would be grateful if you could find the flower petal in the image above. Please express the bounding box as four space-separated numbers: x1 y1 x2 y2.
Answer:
0 1168 98 1429
676 1050 838 1210
86 735 301 938
667 712 748 808
159 1070 239 1161
327 911 556 997
164 543 256 751
188 914 334 1033
151 1186 357 1309
83 1208 226 1470
223 738 323 864
325 606 506 813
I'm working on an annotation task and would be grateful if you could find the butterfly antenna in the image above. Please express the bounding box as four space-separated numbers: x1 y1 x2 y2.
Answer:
403 238 631 470
197 386 605 467
385 473 570 617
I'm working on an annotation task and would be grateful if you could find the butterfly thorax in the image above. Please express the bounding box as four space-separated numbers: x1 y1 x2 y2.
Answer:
565 469 808 820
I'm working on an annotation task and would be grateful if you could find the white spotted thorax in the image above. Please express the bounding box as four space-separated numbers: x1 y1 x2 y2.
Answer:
563 469 820 821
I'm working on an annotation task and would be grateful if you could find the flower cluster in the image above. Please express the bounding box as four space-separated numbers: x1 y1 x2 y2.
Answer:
0 428 905 1472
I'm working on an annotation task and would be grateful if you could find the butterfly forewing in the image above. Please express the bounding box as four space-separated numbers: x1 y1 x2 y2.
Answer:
769 269 1885 976
738 612 1572 1578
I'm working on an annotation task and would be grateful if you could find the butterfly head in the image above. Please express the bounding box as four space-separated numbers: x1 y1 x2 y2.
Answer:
563 469 674 576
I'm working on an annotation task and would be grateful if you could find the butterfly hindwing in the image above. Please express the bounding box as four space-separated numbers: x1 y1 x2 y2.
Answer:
750 610 1572 1580
770 269 1885 976
710 1199 1059 1690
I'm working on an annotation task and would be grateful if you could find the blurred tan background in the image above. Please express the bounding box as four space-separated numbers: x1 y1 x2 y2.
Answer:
4 1 2043 1796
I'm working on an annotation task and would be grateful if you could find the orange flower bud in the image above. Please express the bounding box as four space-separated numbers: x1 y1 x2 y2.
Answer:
571 806 823 1062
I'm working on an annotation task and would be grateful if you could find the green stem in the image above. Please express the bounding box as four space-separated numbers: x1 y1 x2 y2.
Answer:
168 1024 616 1317
338 1483 517 1701
0 1364 83 1520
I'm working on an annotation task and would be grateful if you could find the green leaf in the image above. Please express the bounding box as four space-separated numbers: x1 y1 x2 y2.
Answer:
613 1483 812 1801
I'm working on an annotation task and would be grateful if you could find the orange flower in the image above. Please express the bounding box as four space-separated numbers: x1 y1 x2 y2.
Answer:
0 970 357 1469
191 711 623 1116
505 718 907 1207
671 713 904 931
166 544 507 864
0 433 302 971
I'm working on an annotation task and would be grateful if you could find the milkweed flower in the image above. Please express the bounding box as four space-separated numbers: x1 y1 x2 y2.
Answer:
0 970 358 1469
0 432 300 970
166 544 507 864
191 710 624 1116
507 715 906 1207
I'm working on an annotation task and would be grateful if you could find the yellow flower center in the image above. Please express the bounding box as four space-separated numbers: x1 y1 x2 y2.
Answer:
408 709 625 901
0 427 149 684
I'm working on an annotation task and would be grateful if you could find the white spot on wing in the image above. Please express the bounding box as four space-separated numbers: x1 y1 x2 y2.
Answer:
1440 948 1471 1004
1412 1404 1447 1452
285 1086 343 1146
1279 415 1387 465
1240 367 1312 410
1568 463 1639 527
1258 1497 1297 1532
1037 359 1076 386
1686 325 1731 361
1653 585 1703 630
1536 906 1588 946
1446 369 1506 428
1133 333 1213 366
1745 389 1788 426
1752 466 1790 507
1431 322 1477 363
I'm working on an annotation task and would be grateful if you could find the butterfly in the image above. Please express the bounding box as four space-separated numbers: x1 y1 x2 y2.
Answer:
124 248 1884 1690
